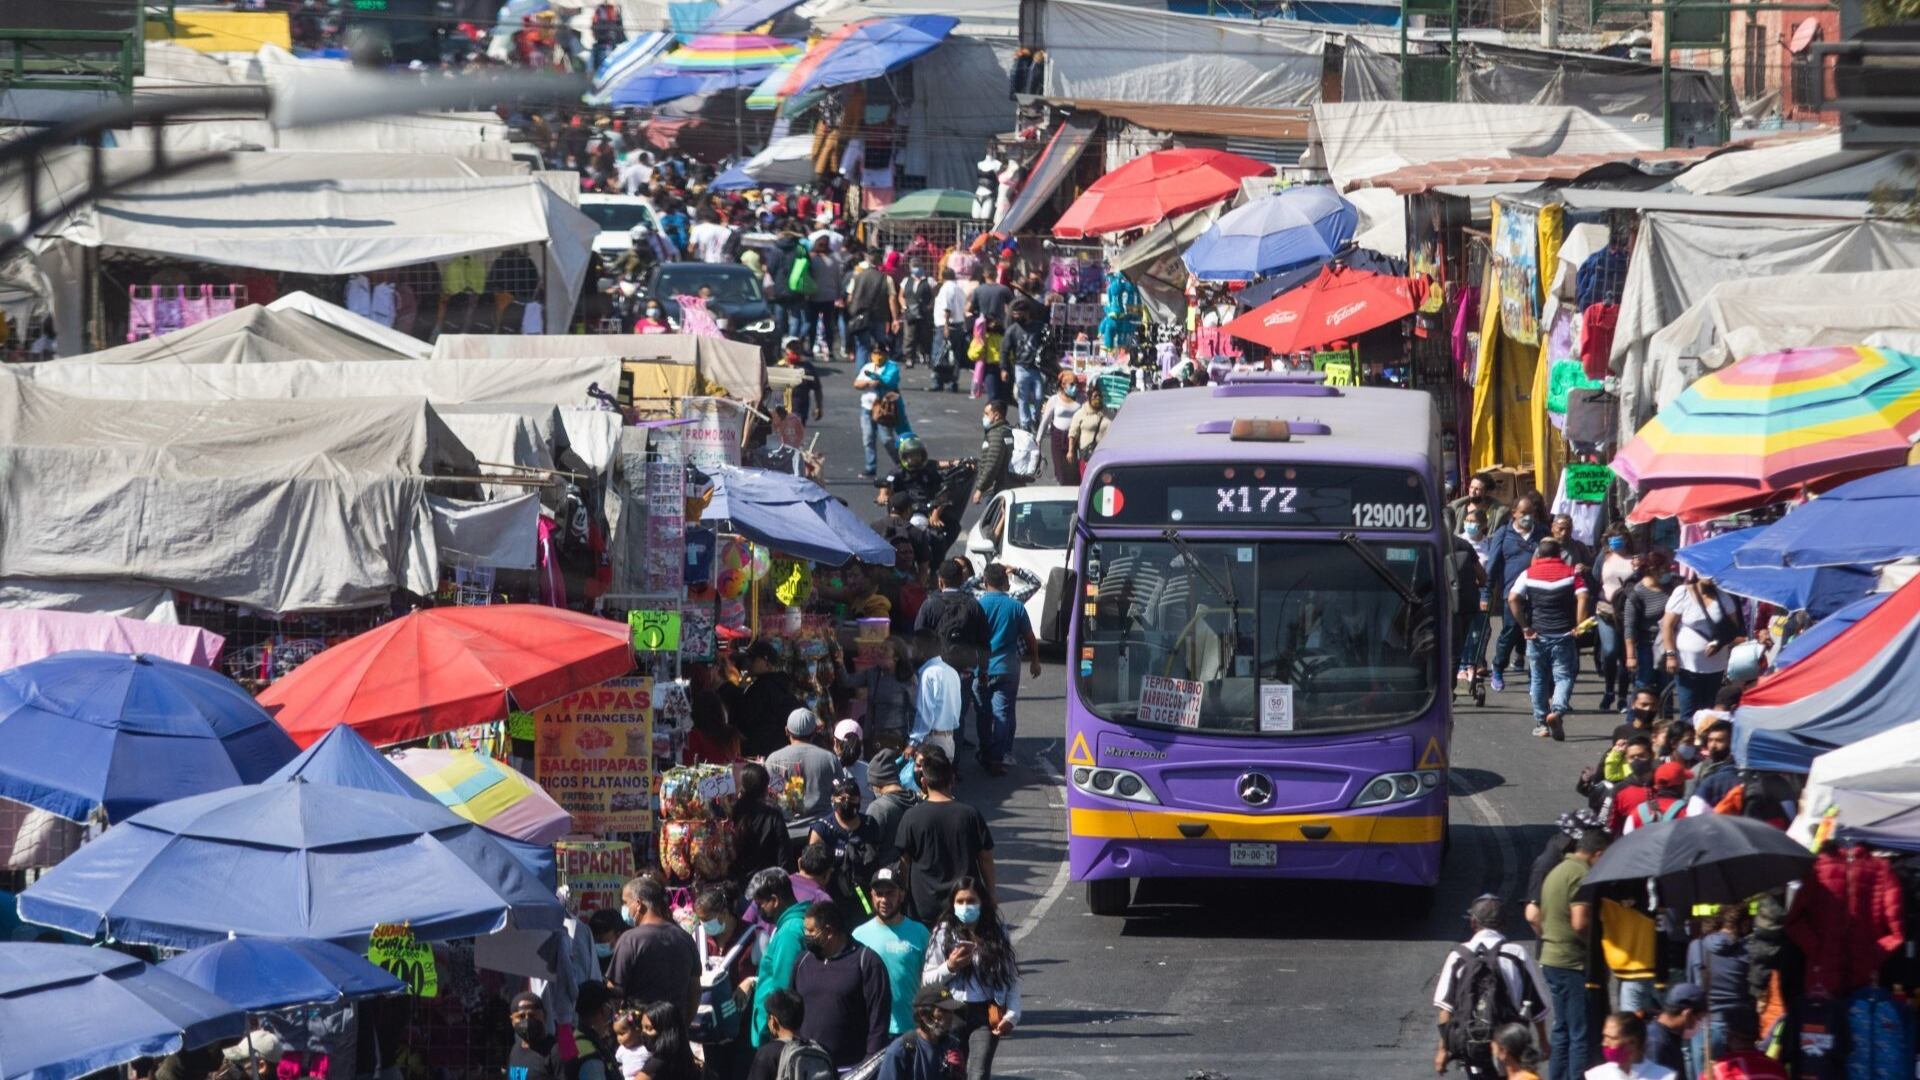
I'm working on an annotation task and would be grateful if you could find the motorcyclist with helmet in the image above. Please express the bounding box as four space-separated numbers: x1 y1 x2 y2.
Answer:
876 436 972 563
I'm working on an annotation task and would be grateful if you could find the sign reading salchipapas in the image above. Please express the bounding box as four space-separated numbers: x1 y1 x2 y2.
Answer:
535 676 654 834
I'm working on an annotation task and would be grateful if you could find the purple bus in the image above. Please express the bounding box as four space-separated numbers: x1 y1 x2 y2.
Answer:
1065 378 1451 914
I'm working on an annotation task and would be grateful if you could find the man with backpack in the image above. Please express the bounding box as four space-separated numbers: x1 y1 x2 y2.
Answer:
1433 895 1550 1077
767 233 811 345
1622 762 1690 834
745 989 835 1080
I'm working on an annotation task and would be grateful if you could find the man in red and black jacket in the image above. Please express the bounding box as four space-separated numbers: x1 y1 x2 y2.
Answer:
1507 537 1589 743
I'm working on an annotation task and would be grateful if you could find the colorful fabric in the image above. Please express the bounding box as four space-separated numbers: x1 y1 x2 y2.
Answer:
387 748 572 845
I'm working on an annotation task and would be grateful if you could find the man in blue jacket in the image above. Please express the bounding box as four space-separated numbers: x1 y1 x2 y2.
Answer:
1482 492 1547 693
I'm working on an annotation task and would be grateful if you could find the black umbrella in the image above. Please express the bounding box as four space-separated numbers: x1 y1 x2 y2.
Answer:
1578 814 1815 908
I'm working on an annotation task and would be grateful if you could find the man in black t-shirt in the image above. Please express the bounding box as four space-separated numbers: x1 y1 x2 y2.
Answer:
894 750 995 922
606 875 701 1017
507 992 563 1080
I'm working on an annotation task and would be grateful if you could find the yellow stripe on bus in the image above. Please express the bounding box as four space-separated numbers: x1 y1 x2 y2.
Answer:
1071 807 1444 844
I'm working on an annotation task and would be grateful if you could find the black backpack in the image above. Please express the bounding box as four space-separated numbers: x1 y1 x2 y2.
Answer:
934 594 982 669
1442 945 1524 1067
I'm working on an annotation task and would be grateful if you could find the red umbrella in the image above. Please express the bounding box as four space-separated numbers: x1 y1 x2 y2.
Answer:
1223 265 1415 354
1624 469 1871 525
258 606 634 748
1052 148 1273 239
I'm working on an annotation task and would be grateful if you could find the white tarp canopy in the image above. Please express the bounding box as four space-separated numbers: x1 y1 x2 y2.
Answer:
57 303 416 365
1311 101 1661 256
1789 718 1920 849
432 333 765 402
738 135 822 188
0 381 468 612
1611 213 1920 436
1042 0 1326 110
266 291 433 359
13 356 622 408
31 150 597 356
429 492 542 570
1666 132 1914 199
1644 268 1920 412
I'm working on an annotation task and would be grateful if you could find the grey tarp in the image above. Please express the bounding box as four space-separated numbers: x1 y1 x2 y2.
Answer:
1340 38 1720 122
0 381 468 612
436 405 562 503
1041 0 1325 109
14 356 622 409
1611 213 1920 438
1107 205 1223 324
428 492 541 570
432 333 765 402
1666 131 1909 198
0 579 181 622
58 304 414 365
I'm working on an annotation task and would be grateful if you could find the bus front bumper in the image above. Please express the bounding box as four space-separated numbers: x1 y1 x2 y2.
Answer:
1068 806 1444 887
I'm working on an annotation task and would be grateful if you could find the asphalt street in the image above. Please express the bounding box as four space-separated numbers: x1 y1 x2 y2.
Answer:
802 359 1591 1079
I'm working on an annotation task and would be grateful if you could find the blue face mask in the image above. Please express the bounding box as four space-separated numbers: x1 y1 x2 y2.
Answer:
1609 537 1627 552
621 905 637 927
953 903 982 925
900 765 921 796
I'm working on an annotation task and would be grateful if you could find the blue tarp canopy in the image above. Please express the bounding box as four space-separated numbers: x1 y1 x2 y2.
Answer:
1734 465 1920 570
1675 527 1875 618
608 65 771 107
0 651 297 824
0 943 247 1080
268 726 556 888
1776 591 1894 668
787 15 958 96
17 780 565 950
703 466 894 566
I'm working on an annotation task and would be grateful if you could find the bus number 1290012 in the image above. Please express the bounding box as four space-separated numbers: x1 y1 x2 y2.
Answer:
1350 502 1430 529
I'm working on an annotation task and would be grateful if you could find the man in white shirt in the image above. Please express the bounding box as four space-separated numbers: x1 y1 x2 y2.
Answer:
909 631 963 761
1433 895 1551 1078
930 267 969 392
687 210 735 264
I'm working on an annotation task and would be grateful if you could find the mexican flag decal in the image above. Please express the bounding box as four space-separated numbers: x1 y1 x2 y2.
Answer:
1094 485 1125 517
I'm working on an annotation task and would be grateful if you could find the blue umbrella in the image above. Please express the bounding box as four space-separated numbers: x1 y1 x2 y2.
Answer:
785 15 958 96
1733 464 1920 569
0 651 297 824
607 65 770 108
1676 527 1875 618
1183 186 1358 281
704 466 895 566
1775 591 1894 668
161 938 403 1011
0 943 247 1080
17 780 565 950
268 726 557 888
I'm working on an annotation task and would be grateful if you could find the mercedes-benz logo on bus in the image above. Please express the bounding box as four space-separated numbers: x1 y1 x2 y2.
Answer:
1236 772 1274 806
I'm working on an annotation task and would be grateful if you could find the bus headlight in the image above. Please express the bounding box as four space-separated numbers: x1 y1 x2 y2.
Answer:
1071 765 1159 805
1351 770 1443 808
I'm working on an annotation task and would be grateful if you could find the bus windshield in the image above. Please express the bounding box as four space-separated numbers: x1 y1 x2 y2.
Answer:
1077 537 1438 735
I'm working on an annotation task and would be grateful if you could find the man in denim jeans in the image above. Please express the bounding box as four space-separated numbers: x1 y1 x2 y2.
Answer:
1539 829 1609 1080
972 563 1041 777
1507 538 1588 742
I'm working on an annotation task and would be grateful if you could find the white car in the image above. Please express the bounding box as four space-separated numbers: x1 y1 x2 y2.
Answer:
578 194 667 262
965 485 1079 645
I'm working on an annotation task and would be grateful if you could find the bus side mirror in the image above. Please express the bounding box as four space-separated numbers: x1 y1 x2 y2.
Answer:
1047 566 1076 644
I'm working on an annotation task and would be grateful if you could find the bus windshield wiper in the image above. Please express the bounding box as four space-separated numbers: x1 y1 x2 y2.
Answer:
1162 528 1242 651
1339 531 1421 607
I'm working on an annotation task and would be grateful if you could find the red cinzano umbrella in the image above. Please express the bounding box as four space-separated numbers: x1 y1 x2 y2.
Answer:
258 605 633 748
1223 265 1415 354
1052 148 1273 239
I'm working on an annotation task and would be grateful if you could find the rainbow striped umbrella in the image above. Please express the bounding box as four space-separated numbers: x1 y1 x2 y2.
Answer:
1613 345 1920 491
659 33 803 71
386 748 571 845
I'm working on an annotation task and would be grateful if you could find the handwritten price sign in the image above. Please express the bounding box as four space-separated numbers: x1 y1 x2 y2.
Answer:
367 922 437 997
1564 463 1614 504
628 609 682 652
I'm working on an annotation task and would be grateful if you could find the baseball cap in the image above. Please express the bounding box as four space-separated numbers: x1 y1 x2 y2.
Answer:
786 708 820 737
912 985 964 1012
1663 983 1707 1012
871 866 902 891
224 1032 285 1064
1654 761 1690 790
834 718 863 742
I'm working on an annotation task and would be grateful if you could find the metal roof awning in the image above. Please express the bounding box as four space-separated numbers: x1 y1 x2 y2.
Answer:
1554 189 1874 218
1344 146 1725 196
1046 98 1311 141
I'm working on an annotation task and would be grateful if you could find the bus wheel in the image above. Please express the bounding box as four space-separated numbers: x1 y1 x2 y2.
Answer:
1085 877 1132 916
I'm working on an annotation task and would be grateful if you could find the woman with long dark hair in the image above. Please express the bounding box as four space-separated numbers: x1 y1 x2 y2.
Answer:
635 1001 699 1080
1593 522 1639 714
920 877 1020 1079
687 690 743 764
729 762 788 889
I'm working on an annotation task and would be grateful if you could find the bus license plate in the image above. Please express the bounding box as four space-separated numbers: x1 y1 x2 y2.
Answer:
1229 843 1277 868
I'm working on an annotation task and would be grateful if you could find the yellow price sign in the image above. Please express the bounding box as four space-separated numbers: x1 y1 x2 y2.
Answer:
1323 361 1356 387
367 922 437 997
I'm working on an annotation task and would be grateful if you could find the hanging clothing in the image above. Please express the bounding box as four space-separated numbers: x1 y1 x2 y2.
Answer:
1580 303 1620 380
1786 844 1904 998
1575 246 1630 310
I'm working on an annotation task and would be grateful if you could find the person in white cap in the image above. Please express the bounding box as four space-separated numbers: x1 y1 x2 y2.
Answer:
219 1031 283 1080
765 708 846 829
834 719 869 799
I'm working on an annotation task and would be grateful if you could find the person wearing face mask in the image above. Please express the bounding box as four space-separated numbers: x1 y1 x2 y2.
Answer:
876 986 966 1080
1661 573 1741 722
1605 736 1658 835
570 983 618 1080
1621 549 1676 708
1594 525 1640 714
1588 1010 1677 1080
971 399 1017 505
1686 714 1741 816
900 263 936 370
606 875 701 1023
790 899 893 1069
692 884 764 1080
588 907 627 975
1484 493 1549 694
921 878 1020 1080
1038 372 1082 484
1507 537 1589 741
810 779 883 907
1488 1023 1543 1080
1623 761 1691 834
1453 505 1493 690
1643 984 1706 1080
1541 830 1610 1080
508 992 565 1080
635 301 670 334
746 868 813 1052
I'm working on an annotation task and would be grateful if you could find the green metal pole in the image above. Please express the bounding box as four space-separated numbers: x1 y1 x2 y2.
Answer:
1662 44 1673 148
